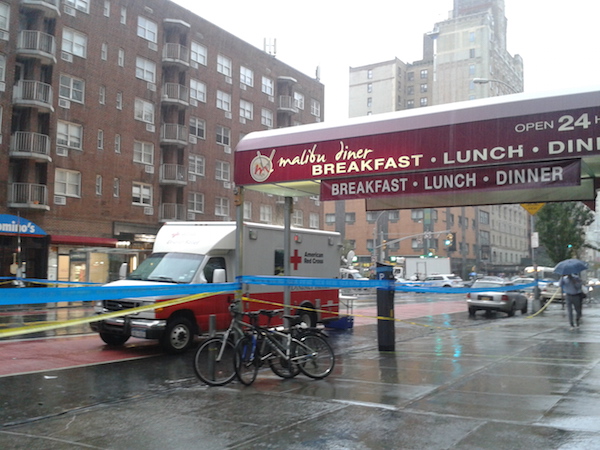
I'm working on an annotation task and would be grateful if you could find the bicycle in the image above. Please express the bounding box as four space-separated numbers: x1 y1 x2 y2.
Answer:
234 309 335 386
193 300 248 386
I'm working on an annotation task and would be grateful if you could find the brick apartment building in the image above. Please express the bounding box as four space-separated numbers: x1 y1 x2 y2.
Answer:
0 0 324 283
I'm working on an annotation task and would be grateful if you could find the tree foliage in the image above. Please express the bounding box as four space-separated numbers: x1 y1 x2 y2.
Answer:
535 202 594 264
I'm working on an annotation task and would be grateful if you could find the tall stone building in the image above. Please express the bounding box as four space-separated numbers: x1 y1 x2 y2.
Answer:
329 0 528 278
0 0 324 282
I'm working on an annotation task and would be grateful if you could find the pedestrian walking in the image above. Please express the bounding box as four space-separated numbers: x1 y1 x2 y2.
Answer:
559 273 584 329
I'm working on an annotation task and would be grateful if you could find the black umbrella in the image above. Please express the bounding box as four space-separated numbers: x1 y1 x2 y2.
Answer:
553 258 588 276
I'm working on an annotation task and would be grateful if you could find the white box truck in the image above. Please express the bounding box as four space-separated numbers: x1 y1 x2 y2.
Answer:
393 256 451 281
91 222 342 353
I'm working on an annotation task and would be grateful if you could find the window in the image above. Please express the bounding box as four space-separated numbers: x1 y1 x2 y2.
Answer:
243 201 252 220
57 121 82 150
261 108 273 127
133 140 154 165
325 213 335 225
469 64 476 75
66 0 89 13
189 117 205 139
116 92 123 110
118 48 124 67
367 97 372 108
420 97 428 107
188 192 204 213
113 178 120 197
190 79 206 102
215 160 230 181
99 85 105 104
479 210 490 225
240 99 253 120
101 43 107 60
469 31 476 42
367 69 373 79
189 154 205 176
407 72 414 81
0 54 5 83
59 75 84 103
55 169 81 197
420 83 428 93
411 238 424 250
389 210 400 221
407 99 415 108
292 210 303 226
309 213 319 229
137 16 157 43
216 90 231 112
294 92 304 110
215 197 229 217
120 6 126 24
217 54 232 77
345 212 355 224
411 209 424 221
114 134 121 153
97 129 104 149
96 175 102 195
262 76 274 96
470 48 476 58
240 66 253 87
260 205 272 223
134 98 154 123
367 83 372 93
310 99 321 117
62 28 87 58
216 126 230 146
0 2 9 31
103 1 110 16
135 57 156 82
190 41 207 66
420 69 428 79
132 182 152 206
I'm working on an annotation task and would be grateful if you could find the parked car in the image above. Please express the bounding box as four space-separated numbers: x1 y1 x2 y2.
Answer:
467 279 529 316
541 281 589 304
422 274 464 288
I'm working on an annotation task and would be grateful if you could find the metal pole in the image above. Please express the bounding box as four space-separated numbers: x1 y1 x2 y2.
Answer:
235 187 244 305
283 197 292 320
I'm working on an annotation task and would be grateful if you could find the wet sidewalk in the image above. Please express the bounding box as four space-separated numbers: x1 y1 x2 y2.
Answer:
2 300 600 449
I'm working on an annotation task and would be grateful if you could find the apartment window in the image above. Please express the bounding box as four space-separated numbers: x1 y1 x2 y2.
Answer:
407 99 415 108
420 83 428 93
97 129 104 149
367 83 372 93
99 85 105 104
309 213 319 229
96 175 102 195
325 213 335 225
57 121 82 150
190 79 206 102
134 98 154 123
133 140 154 165
189 117 205 139
0 2 9 31
389 210 400 222
113 178 120 197
239 99 253 120
116 92 123 110
411 209 424 221
216 125 230 146
260 205 272 223
262 76 274 96
132 182 152 206
292 210 303 227
469 31 476 42
420 69 428 79
66 0 89 13
240 66 254 87
63 28 87 58
469 64 476 75
411 238 423 250
0 54 5 83
59 74 84 103
215 197 230 217
310 99 321 117
261 108 273 127
243 201 252 220
420 97 428 107
55 169 81 197
294 92 304 110
137 16 157 43
216 90 231 112
367 69 373 79
188 154 205 176
120 6 126 24
217 54 232 77
190 41 207 66
135 57 156 82
114 134 121 153
103 1 110 16
118 48 124 67
101 43 107 60
407 72 414 81
345 212 355 224
479 210 490 225
215 161 230 182
367 97 372 108
188 192 204 213
470 48 476 58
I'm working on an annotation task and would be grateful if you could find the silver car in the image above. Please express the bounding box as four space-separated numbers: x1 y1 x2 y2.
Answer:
467 280 528 317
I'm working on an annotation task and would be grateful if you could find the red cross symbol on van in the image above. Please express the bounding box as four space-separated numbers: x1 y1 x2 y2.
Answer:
290 249 302 270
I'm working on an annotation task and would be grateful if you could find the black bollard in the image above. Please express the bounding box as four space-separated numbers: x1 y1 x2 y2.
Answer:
376 262 395 352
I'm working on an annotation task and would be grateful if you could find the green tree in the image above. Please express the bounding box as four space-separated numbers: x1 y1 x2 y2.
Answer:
535 202 594 264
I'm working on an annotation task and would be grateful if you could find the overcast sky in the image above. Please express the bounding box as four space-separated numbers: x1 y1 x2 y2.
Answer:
172 0 600 121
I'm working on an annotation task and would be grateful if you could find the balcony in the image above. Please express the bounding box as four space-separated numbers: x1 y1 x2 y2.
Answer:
8 183 50 210
161 83 189 108
277 95 299 114
17 30 57 64
10 131 52 162
162 43 190 68
160 123 188 147
20 0 60 17
159 164 187 185
13 80 54 112
159 203 186 222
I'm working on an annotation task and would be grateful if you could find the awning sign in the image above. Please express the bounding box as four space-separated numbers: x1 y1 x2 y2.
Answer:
0 214 47 236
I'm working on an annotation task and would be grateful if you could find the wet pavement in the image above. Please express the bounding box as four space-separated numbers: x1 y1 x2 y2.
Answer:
2 298 600 449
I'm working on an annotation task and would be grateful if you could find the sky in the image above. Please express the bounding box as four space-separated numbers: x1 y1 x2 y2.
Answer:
172 0 600 121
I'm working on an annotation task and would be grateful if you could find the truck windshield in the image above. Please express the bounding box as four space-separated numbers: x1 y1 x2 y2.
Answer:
127 253 204 284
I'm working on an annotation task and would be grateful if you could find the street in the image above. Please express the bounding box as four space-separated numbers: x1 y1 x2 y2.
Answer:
2 294 600 449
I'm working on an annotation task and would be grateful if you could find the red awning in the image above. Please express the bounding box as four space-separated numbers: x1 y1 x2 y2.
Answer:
50 235 118 247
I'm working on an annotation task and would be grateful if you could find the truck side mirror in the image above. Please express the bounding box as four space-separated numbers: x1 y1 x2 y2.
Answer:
119 262 128 280
213 268 226 283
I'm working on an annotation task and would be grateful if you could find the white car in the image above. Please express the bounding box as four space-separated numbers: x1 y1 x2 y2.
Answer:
422 274 464 288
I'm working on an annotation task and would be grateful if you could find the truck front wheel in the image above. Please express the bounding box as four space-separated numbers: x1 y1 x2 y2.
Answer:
161 317 194 354
99 331 130 346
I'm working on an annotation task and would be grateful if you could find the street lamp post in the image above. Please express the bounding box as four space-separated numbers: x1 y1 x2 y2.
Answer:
472 77 519 94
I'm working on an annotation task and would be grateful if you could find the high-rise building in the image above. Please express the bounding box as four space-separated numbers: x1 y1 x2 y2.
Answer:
0 0 324 283
330 0 528 278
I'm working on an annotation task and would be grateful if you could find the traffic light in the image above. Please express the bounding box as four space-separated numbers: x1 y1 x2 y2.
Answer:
427 248 436 257
445 232 456 251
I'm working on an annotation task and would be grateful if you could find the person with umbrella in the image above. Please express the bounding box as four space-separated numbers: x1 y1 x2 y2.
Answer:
555 259 588 329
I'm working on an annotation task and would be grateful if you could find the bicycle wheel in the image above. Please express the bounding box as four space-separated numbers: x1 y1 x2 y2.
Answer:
295 334 335 379
269 353 301 378
234 335 259 386
193 337 236 386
